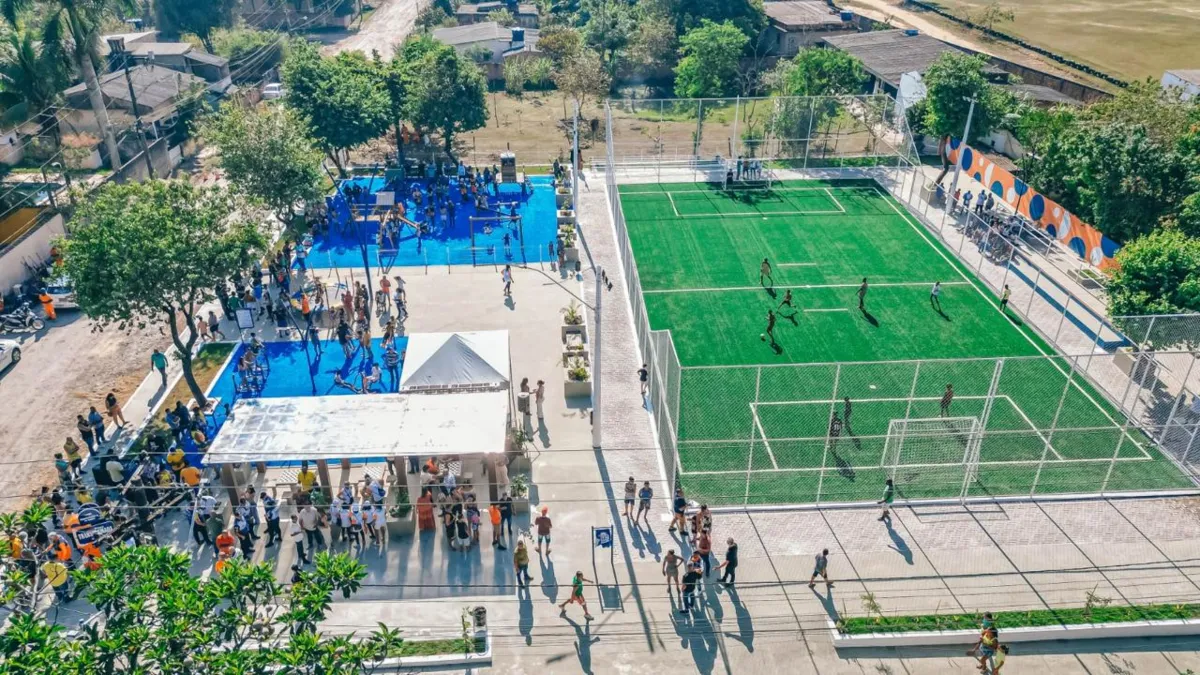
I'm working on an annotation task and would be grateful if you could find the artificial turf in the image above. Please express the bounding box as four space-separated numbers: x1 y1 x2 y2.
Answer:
619 178 1192 504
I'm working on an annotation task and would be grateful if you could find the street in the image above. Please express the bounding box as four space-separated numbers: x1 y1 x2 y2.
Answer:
323 0 431 57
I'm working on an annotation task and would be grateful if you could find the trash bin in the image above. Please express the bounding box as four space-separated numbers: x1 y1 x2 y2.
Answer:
516 392 530 415
472 606 487 629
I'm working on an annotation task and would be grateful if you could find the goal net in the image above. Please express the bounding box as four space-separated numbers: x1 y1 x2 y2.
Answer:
881 417 983 482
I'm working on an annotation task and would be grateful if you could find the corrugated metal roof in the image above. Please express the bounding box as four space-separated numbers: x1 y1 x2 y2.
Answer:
130 42 193 57
1166 70 1200 86
1000 83 1082 106
822 30 987 87
63 65 207 111
184 50 228 67
433 21 512 45
764 1 847 29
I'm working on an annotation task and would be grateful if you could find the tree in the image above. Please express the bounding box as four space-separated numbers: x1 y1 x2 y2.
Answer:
770 47 867 97
582 0 633 77
553 48 610 114
644 0 766 39
403 40 488 154
673 20 748 98
211 27 287 84
415 3 452 30
282 42 392 175
920 51 1013 141
487 7 516 26
155 0 237 52
537 24 583 66
59 181 266 407
628 8 678 73
197 103 325 224
970 1 1015 32
1108 229 1200 341
0 23 70 138
0 545 410 672
3 0 135 169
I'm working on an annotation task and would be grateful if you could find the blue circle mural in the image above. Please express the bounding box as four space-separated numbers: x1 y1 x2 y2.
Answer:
960 147 974 171
1014 179 1028 196
991 180 1004 196
1068 237 1087 258
1046 224 1057 238
950 137 962 150
1029 194 1046 221
1100 235 1120 258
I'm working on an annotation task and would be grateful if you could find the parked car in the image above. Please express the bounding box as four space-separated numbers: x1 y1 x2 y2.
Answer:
42 275 77 310
262 83 285 100
0 339 20 371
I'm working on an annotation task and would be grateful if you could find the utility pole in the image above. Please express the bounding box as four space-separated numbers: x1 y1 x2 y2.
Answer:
945 95 976 215
113 40 156 178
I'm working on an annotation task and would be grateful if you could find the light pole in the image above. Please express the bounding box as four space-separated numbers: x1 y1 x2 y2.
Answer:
945 96 977 215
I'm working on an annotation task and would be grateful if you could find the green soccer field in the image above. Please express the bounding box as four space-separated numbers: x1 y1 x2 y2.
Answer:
619 178 1192 505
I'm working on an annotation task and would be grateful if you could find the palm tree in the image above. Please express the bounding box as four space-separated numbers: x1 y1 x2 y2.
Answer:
2 0 136 168
0 24 72 141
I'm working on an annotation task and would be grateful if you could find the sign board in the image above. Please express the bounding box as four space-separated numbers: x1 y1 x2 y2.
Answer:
376 191 395 207
593 525 613 549
235 308 255 330
73 503 115 547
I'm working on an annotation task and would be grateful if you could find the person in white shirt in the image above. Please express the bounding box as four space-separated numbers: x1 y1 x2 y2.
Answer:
367 475 386 505
289 514 309 564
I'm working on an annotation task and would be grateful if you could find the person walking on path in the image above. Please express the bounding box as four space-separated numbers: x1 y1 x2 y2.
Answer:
670 487 688 535
105 391 127 428
498 491 513 536
151 349 169 388
638 364 649 397
697 529 714 577
489 503 506 550
663 549 683 595
501 265 514 297
207 311 226 340
300 504 326 553
878 479 895 523
534 506 553 555
87 406 107 445
63 437 83 480
514 540 533 588
681 565 702 614
857 278 869 310
718 538 739 586
534 380 545 421
289 514 310 564
809 548 833 589
191 503 213 547
623 477 637 518
262 493 282 547
75 415 95 453
636 481 653 525
559 571 594 621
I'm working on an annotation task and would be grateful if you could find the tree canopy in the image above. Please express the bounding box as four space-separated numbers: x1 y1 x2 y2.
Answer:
1108 229 1200 340
197 102 325 224
282 42 392 175
537 25 583 66
553 48 611 112
920 51 1013 141
155 0 237 51
59 181 266 406
211 27 288 84
770 47 867 97
402 39 488 153
673 20 749 99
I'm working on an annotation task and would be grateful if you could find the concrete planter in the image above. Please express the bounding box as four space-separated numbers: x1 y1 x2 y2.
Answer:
563 347 589 363
557 209 576 226
386 512 415 538
563 246 580 263
828 617 1200 649
561 323 587 342
255 630 491 672
564 371 592 398
556 188 572 208
1068 267 1107 291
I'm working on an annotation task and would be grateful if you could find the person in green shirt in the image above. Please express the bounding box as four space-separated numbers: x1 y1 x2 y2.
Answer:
558 571 594 621
513 540 533 589
878 478 894 523
150 349 168 388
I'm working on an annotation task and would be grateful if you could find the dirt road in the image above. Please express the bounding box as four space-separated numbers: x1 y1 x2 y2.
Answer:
324 0 430 57
0 313 163 510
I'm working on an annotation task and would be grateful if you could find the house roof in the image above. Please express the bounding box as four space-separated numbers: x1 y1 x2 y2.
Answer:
129 42 194 57
1000 83 1082 106
457 2 538 15
63 65 207 111
1165 70 1200 86
764 1 847 30
98 31 157 54
433 22 540 50
822 30 995 88
184 50 229 67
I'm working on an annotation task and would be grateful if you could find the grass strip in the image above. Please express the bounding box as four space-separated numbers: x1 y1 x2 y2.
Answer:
839 603 1200 635
127 342 235 455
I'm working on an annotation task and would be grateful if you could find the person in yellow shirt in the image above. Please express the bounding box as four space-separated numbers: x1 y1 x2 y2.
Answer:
167 448 186 472
41 560 70 602
296 461 318 494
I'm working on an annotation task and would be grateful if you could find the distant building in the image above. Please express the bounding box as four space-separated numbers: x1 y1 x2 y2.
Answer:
102 31 231 94
1161 70 1200 101
235 0 354 30
821 29 999 95
762 1 855 56
456 1 539 28
61 65 208 142
432 22 541 82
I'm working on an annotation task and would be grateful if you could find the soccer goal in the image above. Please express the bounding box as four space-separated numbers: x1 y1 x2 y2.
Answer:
881 417 984 485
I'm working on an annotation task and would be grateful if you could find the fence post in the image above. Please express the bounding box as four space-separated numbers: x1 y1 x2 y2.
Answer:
745 367 762 506
1025 269 1042 316
1054 297 1072 345
964 359 1005 501
1030 356 1079 495
732 97 741 162
999 243 1014 293
802 98 816 171
1159 355 1195 445
815 364 842 505
1101 357 1156 494
1145 316 1158 348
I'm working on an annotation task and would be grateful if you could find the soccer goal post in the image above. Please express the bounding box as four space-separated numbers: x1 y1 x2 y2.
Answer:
881 417 983 482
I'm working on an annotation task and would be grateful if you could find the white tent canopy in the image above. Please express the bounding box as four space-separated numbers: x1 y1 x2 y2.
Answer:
204 392 509 464
399 330 510 392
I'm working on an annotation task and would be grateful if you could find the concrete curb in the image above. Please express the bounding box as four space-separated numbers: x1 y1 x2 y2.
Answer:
828 616 1200 648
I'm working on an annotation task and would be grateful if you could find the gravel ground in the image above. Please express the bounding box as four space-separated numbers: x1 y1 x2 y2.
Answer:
0 311 165 510
323 0 430 57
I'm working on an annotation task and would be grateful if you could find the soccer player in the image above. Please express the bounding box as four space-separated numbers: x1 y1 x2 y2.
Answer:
759 258 773 287
930 281 942 311
857 278 868 310
999 284 1011 313
878 478 895 523
778 289 794 313
765 310 777 345
828 412 842 448
940 383 955 416
843 396 853 435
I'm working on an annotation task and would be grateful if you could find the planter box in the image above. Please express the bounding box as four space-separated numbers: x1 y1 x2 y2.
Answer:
555 188 572 208
564 372 592 398
564 331 587 350
561 323 587 342
511 497 531 515
563 246 580 263
828 616 1200 649
557 210 576 226
563 348 589 363
386 512 415 538
1068 267 1107 290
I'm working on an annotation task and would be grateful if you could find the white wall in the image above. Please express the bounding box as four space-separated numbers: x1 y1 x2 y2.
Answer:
0 212 64 295
1162 72 1200 101
0 130 23 166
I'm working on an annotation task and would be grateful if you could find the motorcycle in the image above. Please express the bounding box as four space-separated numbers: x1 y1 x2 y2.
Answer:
0 302 45 333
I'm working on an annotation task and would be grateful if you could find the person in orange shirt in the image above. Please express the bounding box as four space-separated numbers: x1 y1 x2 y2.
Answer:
180 462 202 490
489 504 504 550
215 529 236 557
215 551 230 575
37 290 55 321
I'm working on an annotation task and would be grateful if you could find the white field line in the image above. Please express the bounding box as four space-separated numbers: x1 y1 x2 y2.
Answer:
778 262 819 267
750 403 780 470
643 281 971 294
803 308 850 313
667 191 681 219
677 454 1152 477
824 187 846 213
872 186 1143 445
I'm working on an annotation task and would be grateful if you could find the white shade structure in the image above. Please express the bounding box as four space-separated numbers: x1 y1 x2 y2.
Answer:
399 330 511 393
204 392 509 464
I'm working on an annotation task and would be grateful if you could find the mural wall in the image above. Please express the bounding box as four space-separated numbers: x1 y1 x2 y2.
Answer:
945 137 1121 269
